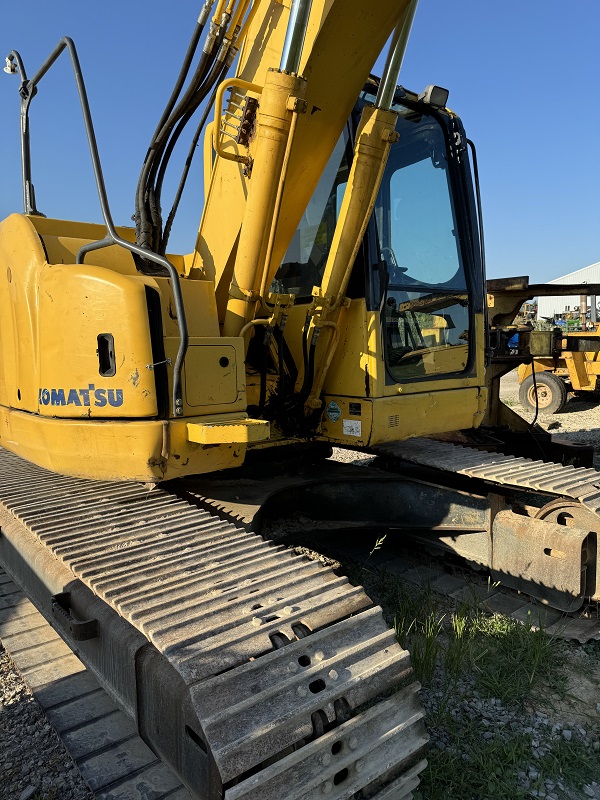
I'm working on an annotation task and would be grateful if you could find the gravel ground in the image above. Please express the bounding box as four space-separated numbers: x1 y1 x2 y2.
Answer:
1 372 599 800
420 663 600 800
0 644 94 800
500 371 600 468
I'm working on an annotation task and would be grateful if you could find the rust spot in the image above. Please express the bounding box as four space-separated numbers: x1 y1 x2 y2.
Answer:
147 456 167 478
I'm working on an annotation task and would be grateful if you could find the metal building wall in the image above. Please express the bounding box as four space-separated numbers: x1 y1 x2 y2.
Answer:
537 262 600 319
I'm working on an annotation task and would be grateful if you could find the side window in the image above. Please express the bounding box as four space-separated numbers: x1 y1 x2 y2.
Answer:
271 129 351 299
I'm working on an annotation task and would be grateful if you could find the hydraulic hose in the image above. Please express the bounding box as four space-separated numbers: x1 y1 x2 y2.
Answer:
136 48 215 249
276 326 286 406
143 3 211 165
159 74 225 254
135 21 226 251
154 53 228 223
258 343 268 412
299 329 317 405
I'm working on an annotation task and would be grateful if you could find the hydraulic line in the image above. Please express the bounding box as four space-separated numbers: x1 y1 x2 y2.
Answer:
159 1 253 252
258 341 268 411
299 329 317 405
135 40 218 250
154 56 230 247
144 43 220 220
259 108 301 309
143 1 213 169
136 10 230 251
275 324 286 407
159 92 218 254
300 315 310 396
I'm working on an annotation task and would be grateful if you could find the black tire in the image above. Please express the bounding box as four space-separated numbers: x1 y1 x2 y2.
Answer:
518 372 568 414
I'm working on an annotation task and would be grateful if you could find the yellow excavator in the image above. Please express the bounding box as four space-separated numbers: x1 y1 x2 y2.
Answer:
3 1 600 798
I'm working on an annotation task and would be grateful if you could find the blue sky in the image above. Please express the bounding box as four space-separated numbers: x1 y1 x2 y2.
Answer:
1 1 598 283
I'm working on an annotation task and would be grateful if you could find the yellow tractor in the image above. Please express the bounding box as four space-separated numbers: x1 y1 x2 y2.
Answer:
518 326 600 413
2 2 600 798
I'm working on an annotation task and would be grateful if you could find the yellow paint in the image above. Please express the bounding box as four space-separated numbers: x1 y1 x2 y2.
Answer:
193 0 415 319
182 337 246 414
0 405 248 482
187 418 270 445
518 333 600 394
318 388 485 447
0 1 493 486
223 70 307 337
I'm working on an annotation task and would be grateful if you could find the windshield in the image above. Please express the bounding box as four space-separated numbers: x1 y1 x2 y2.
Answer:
377 106 471 381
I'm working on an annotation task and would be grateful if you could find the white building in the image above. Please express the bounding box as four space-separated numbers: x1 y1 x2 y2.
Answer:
537 262 600 320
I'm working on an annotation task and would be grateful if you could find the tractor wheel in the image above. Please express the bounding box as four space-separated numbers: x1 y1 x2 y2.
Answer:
518 372 568 414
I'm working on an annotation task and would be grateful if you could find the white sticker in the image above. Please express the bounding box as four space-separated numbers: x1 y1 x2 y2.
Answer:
342 419 361 437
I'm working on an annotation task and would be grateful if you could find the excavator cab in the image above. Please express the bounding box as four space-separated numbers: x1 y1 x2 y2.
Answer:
257 82 486 450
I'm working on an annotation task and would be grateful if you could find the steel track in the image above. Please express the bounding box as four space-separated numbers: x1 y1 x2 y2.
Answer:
176 440 600 643
378 439 600 512
0 446 427 800
0 570 192 799
373 438 600 641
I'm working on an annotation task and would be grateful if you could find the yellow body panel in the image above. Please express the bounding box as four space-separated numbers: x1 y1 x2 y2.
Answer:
181 337 248 415
37 263 157 418
318 389 486 448
0 406 247 482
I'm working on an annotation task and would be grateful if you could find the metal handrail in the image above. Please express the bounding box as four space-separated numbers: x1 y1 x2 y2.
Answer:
5 37 188 417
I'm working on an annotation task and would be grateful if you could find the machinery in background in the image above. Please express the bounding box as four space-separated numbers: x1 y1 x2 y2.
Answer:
517 325 600 413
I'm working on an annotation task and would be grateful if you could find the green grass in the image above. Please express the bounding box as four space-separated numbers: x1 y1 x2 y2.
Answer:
382 579 598 799
468 612 567 704
392 581 567 704
415 724 599 800
415 727 534 800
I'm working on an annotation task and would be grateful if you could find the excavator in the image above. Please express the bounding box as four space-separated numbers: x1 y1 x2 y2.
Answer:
2 1 600 798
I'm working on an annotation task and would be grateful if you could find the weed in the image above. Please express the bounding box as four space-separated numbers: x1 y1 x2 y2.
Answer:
409 610 444 684
537 735 599 790
469 613 566 704
392 583 446 683
368 534 387 558
443 605 472 679
415 726 533 800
